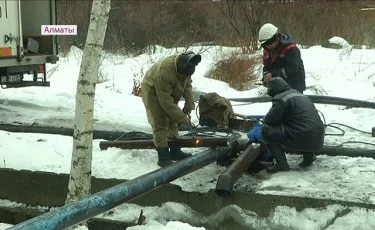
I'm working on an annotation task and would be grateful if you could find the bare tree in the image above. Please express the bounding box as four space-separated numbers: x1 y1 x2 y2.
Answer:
215 0 265 53
65 0 111 226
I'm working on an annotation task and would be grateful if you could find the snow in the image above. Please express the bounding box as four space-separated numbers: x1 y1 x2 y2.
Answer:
128 221 205 230
96 202 375 230
1 200 374 230
327 37 351 49
0 37 375 229
1 130 375 204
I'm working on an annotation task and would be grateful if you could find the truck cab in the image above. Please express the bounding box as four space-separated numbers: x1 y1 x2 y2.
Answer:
0 0 59 88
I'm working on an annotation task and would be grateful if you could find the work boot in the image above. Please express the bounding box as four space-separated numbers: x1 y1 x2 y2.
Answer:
298 152 317 168
266 144 290 173
156 147 173 167
170 147 192 161
247 161 273 174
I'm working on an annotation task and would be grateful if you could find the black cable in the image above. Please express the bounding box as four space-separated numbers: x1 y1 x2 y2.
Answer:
318 110 371 136
188 128 232 138
326 122 372 135
317 110 344 136
183 133 216 137
231 102 254 106
317 110 326 126
115 131 153 140
325 124 345 136
191 108 371 140
195 103 200 120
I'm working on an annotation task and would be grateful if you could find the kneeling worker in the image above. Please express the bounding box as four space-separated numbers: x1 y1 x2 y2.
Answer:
248 77 324 173
141 51 201 167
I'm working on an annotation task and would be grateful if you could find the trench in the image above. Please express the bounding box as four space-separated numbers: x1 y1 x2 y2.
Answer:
0 168 374 229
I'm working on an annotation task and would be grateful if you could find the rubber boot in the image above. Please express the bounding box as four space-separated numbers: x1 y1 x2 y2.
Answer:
266 144 290 173
170 147 192 161
156 147 173 167
299 152 317 168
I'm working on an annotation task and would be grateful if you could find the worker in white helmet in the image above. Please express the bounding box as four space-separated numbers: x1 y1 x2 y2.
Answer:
258 23 306 93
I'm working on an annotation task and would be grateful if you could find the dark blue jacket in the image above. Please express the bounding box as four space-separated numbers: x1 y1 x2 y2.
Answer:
263 33 306 93
262 77 324 151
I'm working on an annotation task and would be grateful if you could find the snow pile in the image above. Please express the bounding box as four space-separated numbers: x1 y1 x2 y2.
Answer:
96 201 375 230
328 36 351 49
128 221 205 230
1 200 374 230
0 224 12 230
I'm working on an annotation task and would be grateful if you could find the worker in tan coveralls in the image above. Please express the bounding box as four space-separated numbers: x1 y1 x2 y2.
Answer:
141 51 201 167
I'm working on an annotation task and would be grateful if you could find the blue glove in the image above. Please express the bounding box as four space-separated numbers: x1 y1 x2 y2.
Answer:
247 123 264 143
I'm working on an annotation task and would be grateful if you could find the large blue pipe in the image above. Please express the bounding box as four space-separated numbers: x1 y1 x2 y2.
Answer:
9 147 231 230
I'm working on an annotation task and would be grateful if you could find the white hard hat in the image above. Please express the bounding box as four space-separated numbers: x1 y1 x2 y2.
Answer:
258 23 278 44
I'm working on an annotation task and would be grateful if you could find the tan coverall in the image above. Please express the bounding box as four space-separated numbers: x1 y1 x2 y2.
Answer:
141 55 195 148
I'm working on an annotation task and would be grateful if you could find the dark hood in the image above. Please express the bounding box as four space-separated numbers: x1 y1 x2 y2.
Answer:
279 33 296 45
267 77 291 97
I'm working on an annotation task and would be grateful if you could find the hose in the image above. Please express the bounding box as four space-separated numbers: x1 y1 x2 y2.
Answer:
227 95 375 109
317 110 372 136
317 110 326 125
324 141 375 148
195 103 200 120
326 122 372 135
316 109 375 148
115 131 153 140
184 126 233 138
324 125 345 136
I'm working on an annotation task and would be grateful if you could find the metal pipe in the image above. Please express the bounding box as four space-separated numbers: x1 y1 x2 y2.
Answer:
100 137 375 160
0 124 125 141
17 0 24 61
317 146 375 159
215 144 261 197
0 123 235 141
284 145 375 159
99 136 231 150
9 147 232 230
227 95 375 110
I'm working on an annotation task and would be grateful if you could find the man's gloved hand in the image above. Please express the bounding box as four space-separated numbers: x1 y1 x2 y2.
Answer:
183 115 191 125
182 108 191 116
262 71 269 80
247 123 264 143
182 108 191 123
262 72 272 86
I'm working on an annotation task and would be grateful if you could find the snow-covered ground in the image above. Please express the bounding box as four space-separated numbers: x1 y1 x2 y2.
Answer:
1 200 375 230
0 39 375 229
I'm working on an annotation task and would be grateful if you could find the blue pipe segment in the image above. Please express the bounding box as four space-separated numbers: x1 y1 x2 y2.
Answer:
9 147 231 230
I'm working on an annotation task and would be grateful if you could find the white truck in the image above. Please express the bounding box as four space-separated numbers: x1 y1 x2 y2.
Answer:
0 0 59 88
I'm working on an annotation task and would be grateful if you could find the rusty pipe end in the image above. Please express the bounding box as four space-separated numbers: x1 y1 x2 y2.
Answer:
99 142 109 150
215 174 234 197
